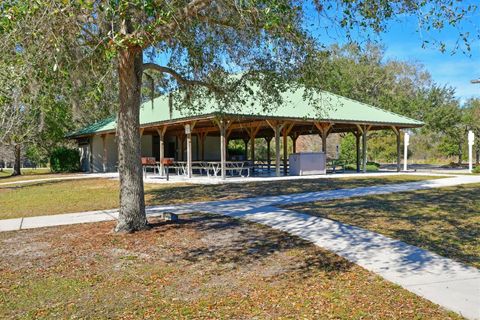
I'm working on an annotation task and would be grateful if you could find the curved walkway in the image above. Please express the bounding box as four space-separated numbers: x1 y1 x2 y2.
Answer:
1 175 479 319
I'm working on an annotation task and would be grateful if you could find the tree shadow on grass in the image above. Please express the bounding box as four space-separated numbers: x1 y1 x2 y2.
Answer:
289 185 480 268
147 213 353 276
145 176 435 205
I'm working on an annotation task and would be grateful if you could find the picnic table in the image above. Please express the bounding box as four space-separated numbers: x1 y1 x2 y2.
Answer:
159 160 252 178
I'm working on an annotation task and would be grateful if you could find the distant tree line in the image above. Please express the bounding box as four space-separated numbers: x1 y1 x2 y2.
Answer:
301 44 480 165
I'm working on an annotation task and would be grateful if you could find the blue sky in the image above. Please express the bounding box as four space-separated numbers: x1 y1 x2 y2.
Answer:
307 5 480 103
380 16 480 103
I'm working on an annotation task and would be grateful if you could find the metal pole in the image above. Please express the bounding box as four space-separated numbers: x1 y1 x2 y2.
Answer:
468 130 474 173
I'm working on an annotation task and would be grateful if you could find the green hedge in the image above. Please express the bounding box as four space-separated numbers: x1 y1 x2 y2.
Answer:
50 147 80 173
473 166 480 174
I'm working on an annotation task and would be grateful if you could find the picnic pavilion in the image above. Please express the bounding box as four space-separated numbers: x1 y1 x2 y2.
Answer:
68 87 423 180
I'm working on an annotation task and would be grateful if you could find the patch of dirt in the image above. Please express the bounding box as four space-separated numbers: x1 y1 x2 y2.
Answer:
0 212 462 319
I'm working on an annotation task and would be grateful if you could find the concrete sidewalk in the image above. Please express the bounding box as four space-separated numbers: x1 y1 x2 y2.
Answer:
226 205 480 320
3 174 478 233
1 174 480 318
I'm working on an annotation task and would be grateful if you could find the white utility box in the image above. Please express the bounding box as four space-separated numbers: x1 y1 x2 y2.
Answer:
289 152 326 176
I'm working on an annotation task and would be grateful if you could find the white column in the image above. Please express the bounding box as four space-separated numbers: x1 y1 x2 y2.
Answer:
156 127 165 176
404 132 410 171
185 124 192 178
468 130 475 173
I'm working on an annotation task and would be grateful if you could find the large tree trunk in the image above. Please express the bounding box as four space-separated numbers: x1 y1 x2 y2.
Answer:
114 45 148 233
12 144 21 176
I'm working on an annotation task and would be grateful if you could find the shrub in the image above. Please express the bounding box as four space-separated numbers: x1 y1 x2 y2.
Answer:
366 161 381 168
366 164 379 172
344 163 379 172
473 166 480 174
50 147 80 173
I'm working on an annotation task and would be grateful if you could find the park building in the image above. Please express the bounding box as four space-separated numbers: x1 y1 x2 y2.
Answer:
68 86 422 180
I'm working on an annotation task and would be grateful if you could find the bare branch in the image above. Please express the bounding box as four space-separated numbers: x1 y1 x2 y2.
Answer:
143 63 222 92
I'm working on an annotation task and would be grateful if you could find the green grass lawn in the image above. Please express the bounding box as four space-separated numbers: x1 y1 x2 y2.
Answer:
287 184 480 268
0 175 441 220
0 168 51 177
0 213 461 319
0 168 70 183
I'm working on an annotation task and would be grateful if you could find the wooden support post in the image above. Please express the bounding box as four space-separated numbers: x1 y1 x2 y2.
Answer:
355 124 370 173
175 135 179 160
291 133 298 154
250 136 255 163
275 126 281 176
391 126 401 172
265 136 272 171
362 129 367 173
314 122 333 153
321 133 327 153
179 135 185 161
243 138 249 160
186 126 192 178
219 120 227 180
198 132 207 161
267 120 285 177
102 134 107 173
282 123 295 175
283 133 288 175
355 131 361 173
185 122 196 178
248 124 261 170
156 126 167 176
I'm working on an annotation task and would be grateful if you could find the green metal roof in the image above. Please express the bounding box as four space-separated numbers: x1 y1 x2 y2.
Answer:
68 88 423 138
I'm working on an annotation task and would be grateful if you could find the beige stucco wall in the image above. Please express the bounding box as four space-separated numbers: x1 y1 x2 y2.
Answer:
91 135 118 172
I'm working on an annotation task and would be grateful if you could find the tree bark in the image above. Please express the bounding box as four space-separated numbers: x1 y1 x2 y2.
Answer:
114 45 148 233
12 144 21 176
